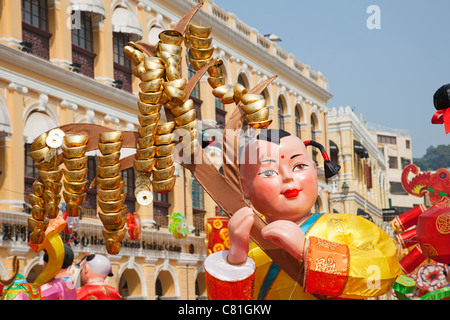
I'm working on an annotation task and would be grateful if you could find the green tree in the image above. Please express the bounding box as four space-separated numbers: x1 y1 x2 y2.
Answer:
413 144 450 170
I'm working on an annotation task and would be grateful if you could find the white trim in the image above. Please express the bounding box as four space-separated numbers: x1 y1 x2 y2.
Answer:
0 44 139 125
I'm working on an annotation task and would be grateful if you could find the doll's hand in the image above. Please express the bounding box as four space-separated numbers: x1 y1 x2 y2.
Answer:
261 220 305 261
227 207 254 265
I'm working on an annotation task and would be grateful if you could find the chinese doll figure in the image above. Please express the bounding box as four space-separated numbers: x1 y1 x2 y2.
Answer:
76 254 121 300
40 244 77 300
204 129 401 300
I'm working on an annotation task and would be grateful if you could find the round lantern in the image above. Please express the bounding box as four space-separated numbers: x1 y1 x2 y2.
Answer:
417 205 450 264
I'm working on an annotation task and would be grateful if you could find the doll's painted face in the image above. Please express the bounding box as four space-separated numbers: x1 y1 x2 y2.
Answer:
239 134 318 224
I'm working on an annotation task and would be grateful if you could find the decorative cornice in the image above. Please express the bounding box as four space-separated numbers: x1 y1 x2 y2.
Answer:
0 44 139 124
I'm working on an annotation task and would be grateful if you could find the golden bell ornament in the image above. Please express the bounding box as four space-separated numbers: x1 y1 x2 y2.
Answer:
98 152 121 167
134 158 156 173
155 155 174 170
153 165 175 181
98 194 126 213
31 205 45 220
32 181 45 197
98 141 122 155
97 163 121 178
44 180 63 195
152 177 176 193
97 186 123 202
139 91 163 104
207 76 226 89
155 133 175 145
103 216 127 231
175 109 196 126
159 30 184 46
138 113 161 127
29 147 51 163
135 146 156 160
190 47 214 60
39 169 62 182
139 79 163 93
63 190 86 205
63 134 88 148
141 69 165 82
189 57 213 71
98 207 127 225
189 35 213 49
31 132 48 151
207 60 224 77
63 156 88 171
44 202 58 219
138 102 161 116
155 143 175 157
137 134 155 149
245 107 269 123
97 175 122 190
157 42 183 55
62 145 87 159
62 167 88 182
157 122 175 135
242 99 267 115
212 84 233 99
29 194 44 208
189 24 212 38
241 93 265 105
164 78 187 90
63 180 88 194
100 131 124 144
249 119 273 129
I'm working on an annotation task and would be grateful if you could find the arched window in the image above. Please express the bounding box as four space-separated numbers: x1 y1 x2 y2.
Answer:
278 97 285 131
310 115 318 164
295 107 301 138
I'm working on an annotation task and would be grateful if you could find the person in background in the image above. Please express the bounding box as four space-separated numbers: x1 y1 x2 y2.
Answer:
41 244 77 300
76 254 121 300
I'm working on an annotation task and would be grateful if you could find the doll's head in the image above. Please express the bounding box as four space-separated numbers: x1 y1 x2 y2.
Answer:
78 254 113 285
239 129 318 223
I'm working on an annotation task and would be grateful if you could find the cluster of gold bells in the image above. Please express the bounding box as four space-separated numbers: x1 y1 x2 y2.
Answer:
185 24 272 129
26 2 273 254
97 131 127 254
27 131 64 244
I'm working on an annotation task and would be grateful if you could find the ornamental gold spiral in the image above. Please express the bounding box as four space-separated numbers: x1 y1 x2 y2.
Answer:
96 131 127 255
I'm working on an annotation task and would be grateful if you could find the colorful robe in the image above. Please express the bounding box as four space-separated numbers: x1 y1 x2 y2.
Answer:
41 277 77 300
77 284 121 300
252 213 401 299
206 213 402 300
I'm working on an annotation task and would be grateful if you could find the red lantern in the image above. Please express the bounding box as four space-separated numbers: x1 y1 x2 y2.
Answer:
205 217 229 256
417 206 450 264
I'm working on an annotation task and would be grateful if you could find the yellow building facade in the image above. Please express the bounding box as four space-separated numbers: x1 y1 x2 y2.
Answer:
328 106 393 236
0 0 332 299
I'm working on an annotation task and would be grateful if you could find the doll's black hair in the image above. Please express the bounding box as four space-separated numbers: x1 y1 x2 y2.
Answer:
256 129 340 178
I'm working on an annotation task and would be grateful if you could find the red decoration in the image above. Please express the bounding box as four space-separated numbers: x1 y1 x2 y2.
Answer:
126 212 141 241
205 217 229 256
399 245 426 274
416 206 450 264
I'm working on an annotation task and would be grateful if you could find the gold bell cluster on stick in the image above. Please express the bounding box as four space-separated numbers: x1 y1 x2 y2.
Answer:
124 43 160 198
97 131 127 255
62 134 88 219
186 23 272 129
28 132 63 244
157 29 199 160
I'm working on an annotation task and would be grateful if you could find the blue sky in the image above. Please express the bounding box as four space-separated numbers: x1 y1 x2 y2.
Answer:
213 0 450 158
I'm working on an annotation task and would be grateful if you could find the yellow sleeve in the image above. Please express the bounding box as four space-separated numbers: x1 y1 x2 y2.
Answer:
305 213 401 299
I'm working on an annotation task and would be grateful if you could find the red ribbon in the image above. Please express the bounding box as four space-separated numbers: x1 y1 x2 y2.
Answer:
431 109 450 134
